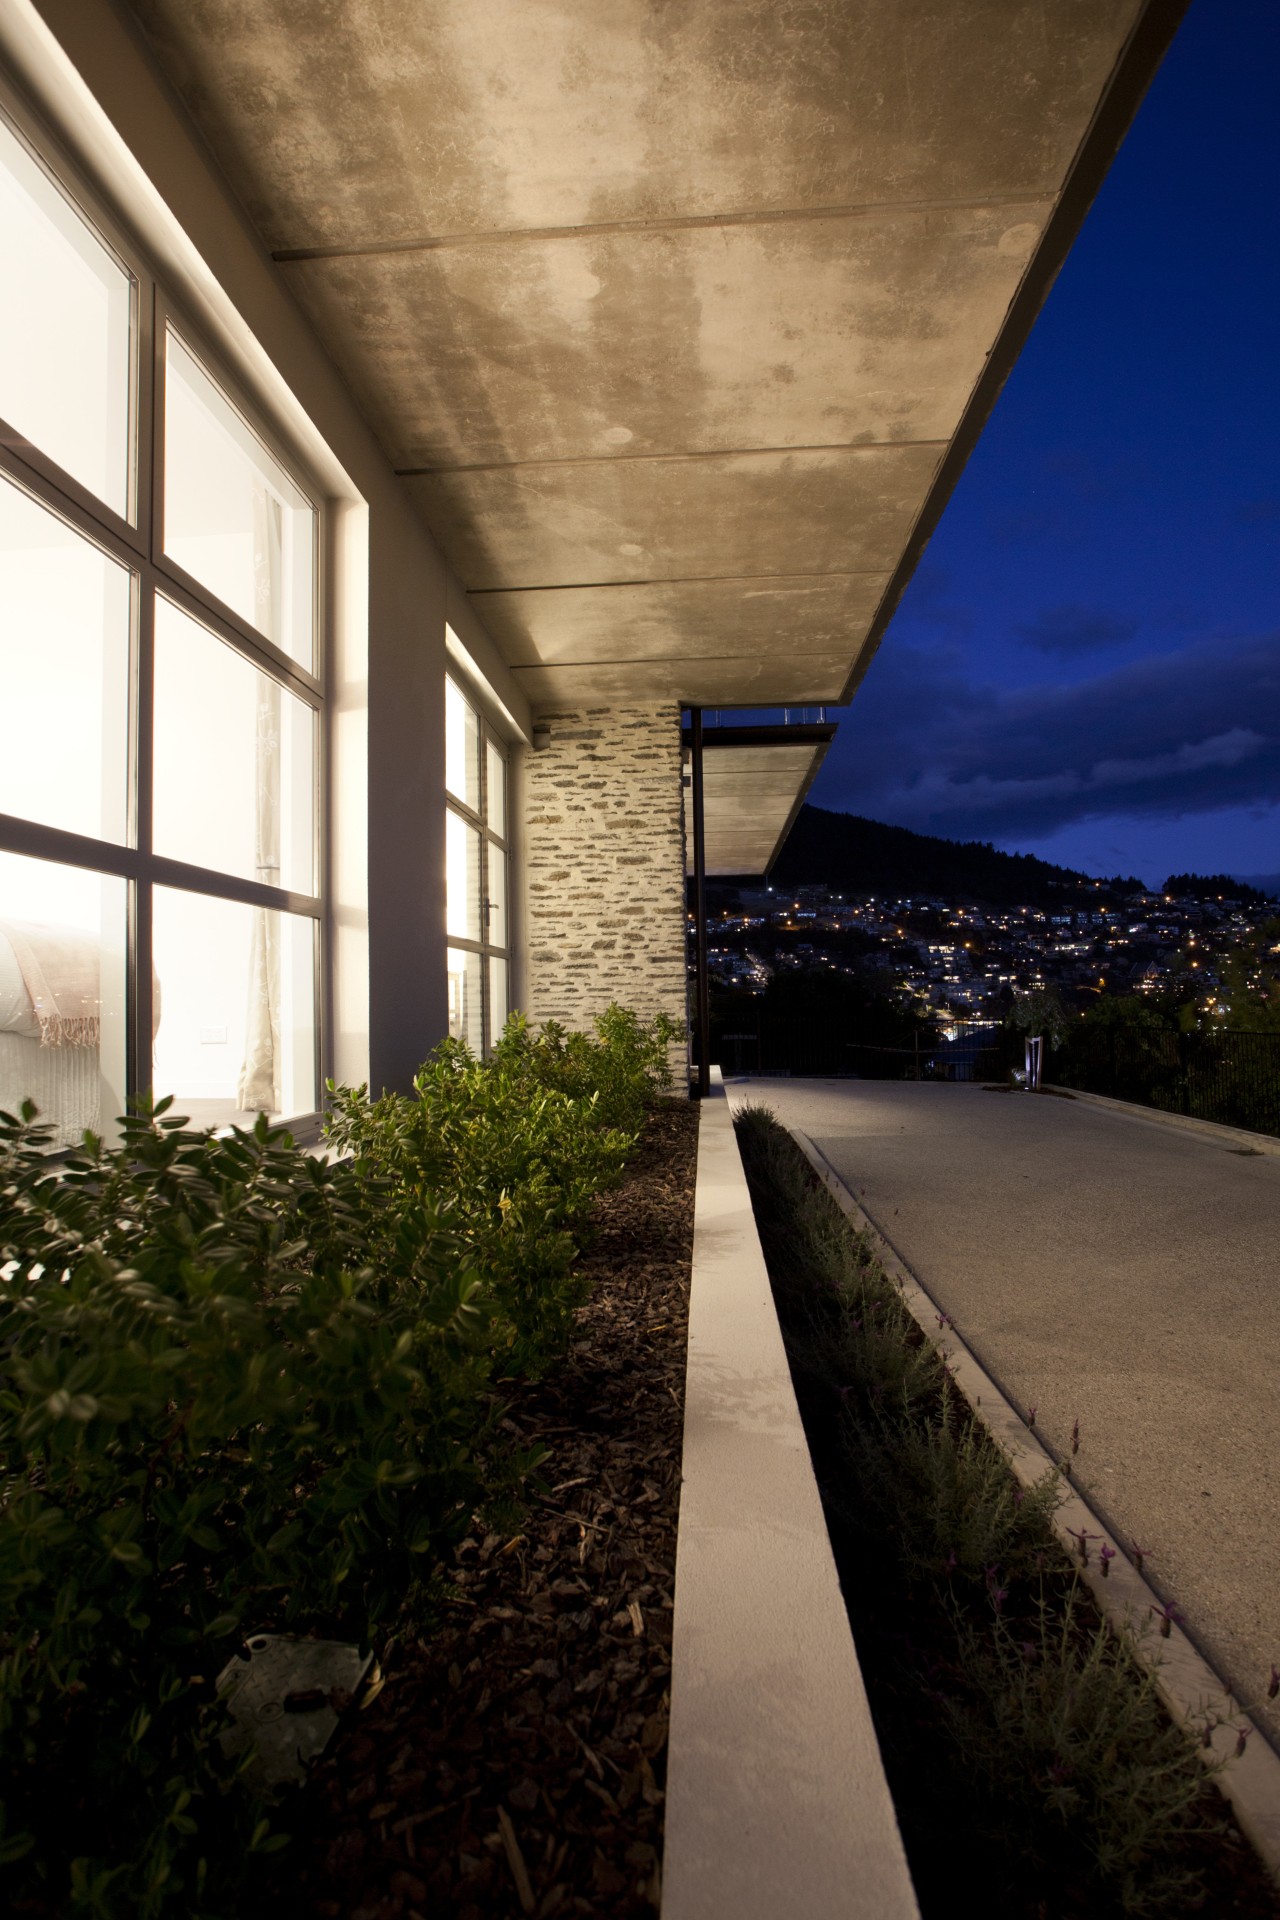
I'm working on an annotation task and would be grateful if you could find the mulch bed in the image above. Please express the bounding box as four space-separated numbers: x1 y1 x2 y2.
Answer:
269 1098 699 1920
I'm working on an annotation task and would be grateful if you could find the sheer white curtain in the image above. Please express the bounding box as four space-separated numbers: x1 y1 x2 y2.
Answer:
237 488 282 1114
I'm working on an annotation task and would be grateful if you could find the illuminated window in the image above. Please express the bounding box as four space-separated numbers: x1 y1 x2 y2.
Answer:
0 100 322 1143
445 672 511 1053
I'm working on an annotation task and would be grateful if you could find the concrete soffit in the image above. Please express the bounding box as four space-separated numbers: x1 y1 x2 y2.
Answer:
115 0 1190 714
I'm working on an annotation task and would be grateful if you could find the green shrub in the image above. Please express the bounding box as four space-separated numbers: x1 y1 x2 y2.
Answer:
0 1102 495 1915
0 1003 675 1914
327 1006 677 1370
492 1004 680 1135
943 1585 1217 1917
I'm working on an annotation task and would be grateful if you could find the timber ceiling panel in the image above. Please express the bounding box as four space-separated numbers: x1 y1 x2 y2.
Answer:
696 740 834 877
125 0 1153 714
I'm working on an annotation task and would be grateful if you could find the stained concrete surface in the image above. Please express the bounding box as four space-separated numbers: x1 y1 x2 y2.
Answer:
124 0 1152 718
727 1078 1280 1749
126 0 1142 252
404 442 942 592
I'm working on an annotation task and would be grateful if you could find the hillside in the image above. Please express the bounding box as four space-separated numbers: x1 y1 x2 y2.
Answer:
768 805 1141 908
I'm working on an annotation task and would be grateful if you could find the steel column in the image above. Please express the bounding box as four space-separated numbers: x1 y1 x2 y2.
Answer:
690 708 711 1097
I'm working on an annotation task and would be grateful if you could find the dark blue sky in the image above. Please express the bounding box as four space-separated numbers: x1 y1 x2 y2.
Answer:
808 0 1280 888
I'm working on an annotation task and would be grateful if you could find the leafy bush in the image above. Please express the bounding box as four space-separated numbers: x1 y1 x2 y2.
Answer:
326 1005 676 1370
492 1004 680 1135
944 1586 1216 1917
0 1004 673 1915
0 1103 494 1915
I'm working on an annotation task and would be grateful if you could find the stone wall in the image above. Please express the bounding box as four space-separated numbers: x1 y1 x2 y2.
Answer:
522 705 688 1074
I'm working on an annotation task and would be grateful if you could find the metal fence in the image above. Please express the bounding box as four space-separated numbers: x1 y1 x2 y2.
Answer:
1052 1026 1280 1139
715 1019 1280 1136
715 1022 1015 1083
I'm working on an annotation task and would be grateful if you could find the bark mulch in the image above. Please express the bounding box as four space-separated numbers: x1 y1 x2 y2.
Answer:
273 1098 699 1920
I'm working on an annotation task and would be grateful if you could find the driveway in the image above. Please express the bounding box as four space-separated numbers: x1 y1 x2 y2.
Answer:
727 1078 1280 1747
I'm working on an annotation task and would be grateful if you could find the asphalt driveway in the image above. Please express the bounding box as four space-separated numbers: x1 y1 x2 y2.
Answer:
727 1078 1280 1747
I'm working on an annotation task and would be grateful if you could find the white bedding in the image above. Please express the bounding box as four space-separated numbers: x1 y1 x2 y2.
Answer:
0 927 40 1038
0 927 101 1142
0 1030 101 1141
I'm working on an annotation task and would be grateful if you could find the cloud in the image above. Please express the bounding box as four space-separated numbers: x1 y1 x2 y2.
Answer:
1089 728 1263 786
1014 605 1138 653
813 632 1280 843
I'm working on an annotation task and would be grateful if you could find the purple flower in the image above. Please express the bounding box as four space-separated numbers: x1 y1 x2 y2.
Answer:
1151 1600 1181 1639
1235 1726 1251 1758
1066 1527 1094 1566
1099 1544 1116 1578
1027 1405 1037 1427
1131 1542 1150 1572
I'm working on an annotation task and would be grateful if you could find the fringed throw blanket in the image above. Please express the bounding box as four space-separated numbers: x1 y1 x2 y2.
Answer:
0 918 100 1048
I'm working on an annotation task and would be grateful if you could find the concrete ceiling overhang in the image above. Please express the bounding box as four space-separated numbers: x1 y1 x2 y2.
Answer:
124 0 1187 713
687 724 835 880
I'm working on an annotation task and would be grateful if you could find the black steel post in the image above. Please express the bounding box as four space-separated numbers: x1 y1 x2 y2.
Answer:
690 707 711 1097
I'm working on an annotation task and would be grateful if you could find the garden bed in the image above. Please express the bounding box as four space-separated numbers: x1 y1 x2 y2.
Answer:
734 1107 1278 1920
0 1009 686 1918
265 1098 698 1920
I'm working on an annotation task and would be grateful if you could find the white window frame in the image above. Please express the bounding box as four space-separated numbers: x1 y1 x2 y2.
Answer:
0 82 326 1126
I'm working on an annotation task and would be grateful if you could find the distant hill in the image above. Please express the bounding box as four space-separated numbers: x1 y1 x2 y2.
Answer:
1164 871 1273 906
769 806 1141 908
1234 872 1280 901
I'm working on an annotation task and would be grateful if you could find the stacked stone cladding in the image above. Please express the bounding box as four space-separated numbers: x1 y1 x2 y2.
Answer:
523 705 688 1074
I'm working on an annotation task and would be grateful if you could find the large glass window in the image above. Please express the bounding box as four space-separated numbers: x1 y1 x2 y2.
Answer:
163 331 315 670
152 597 315 893
0 472 131 842
152 889 317 1126
445 672 511 1053
0 99 324 1144
0 850 127 1148
0 114 133 518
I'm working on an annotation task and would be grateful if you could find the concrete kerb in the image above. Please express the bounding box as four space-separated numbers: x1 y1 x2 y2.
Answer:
789 1127 1280 1891
662 1071 918 1920
1041 1084 1280 1157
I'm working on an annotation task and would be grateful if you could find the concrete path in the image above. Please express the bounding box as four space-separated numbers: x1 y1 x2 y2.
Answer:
727 1078 1280 1748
